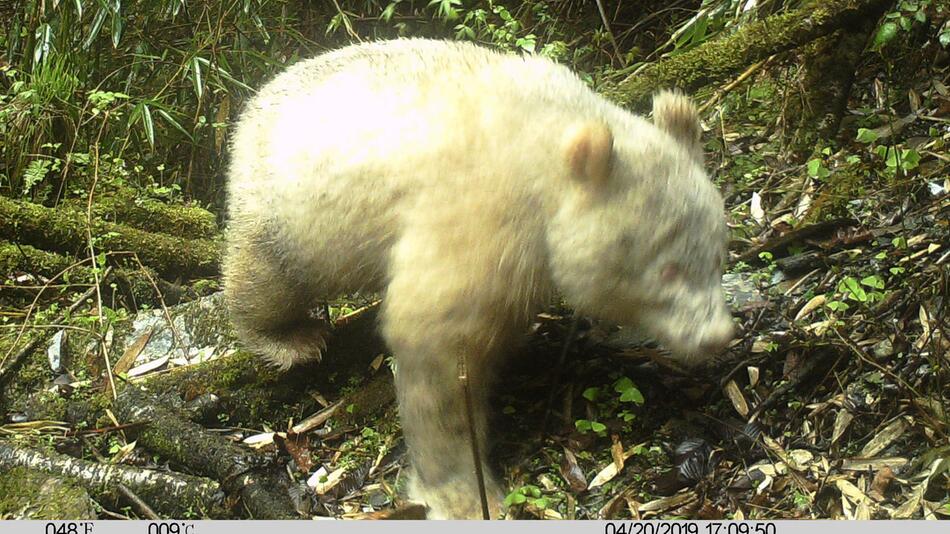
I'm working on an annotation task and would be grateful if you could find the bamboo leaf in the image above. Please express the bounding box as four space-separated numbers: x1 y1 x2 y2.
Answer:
191 57 203 99
156 109 194 142
33 24 54 66
110 8 123 48
82 7 108 50
141 103 155 150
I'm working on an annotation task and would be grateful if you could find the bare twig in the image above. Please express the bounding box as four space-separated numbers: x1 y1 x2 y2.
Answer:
698 56 773 114
594 0 625 67
130 254 185 353
330 0 362 42
87 119 117 401
458 351 490 520
116 484 161 520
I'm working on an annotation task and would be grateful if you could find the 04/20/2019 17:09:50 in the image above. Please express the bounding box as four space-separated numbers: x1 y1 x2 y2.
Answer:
605 522 778 534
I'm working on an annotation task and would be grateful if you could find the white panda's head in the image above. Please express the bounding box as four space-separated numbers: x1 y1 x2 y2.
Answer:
546 91 734 365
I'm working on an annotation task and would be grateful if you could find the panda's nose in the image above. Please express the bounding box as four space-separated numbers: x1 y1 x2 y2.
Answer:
699 317 735 354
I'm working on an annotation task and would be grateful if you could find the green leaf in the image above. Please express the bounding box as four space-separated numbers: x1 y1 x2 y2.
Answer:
614 376 645 404
156 109 195 142
860 275 885 289
620 388 644 404
839 276 868 302
455 24 475 40
901 149 921 170
899 15 912 31
856 128 878 143
110 7 123 48
872 21 899 50
381 2 398 22
884 147 899 167
613 377 635 393
141 103 155 150
22 159 52 195
826 300 850 312
504 491 526 507
33 24 53 66
582 387 601 402
590 421 607 433
516 35 537 53
191 57 203 100
806 159 831 179
575 419 592 432
83 7 108 49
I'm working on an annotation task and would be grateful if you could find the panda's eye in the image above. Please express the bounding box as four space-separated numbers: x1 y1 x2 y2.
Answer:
661 263 682 282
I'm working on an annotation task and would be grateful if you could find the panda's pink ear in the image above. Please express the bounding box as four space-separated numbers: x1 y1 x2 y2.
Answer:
563 121 613 188
652 90 703 163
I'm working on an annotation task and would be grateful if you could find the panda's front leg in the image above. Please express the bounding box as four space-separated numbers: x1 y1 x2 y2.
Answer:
380 232 519 519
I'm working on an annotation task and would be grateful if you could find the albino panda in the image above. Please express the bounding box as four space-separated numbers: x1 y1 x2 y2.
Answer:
223 38 734 519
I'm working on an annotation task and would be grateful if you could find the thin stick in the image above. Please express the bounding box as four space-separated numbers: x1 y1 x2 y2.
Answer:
330 0 362 42
116 484 161 520
594 0 625 67
542 315 580 433
698 56 773 114
457 351 490 520
87 122 117 401
130 254 184 353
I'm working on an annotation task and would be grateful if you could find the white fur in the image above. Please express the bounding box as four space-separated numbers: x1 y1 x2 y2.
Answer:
224 39 733 518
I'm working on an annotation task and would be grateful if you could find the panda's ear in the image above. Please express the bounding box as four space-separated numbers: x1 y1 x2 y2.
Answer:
652 90 703 163
563 121 613 188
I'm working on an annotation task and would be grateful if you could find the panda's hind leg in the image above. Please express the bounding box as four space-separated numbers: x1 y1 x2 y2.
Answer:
223 229 327 369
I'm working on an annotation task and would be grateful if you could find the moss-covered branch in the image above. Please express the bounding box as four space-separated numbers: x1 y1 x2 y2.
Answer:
0 441 223 518
0 196 220 279
139 307 386 427
115 386 300 519
608 0 893 109
0 240 197 306
62 190 219 241
0 467 97 519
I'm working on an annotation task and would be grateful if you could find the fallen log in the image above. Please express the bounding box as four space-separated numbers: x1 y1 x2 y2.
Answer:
61 189 219 241
0 466 97 519
0 240 197 306
609 0 893 109
0 195 220 279
0 441 223 518
114 386 301 519
139 306 386 427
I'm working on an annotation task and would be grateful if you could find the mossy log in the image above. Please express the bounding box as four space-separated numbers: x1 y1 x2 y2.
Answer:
115 386 300 519
609 0 894 109
0 195 220 279
783 14 881 155
140 307 387 427
0 240 195 306
61 190 219 241
0 441 223 518
0 466 97 519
